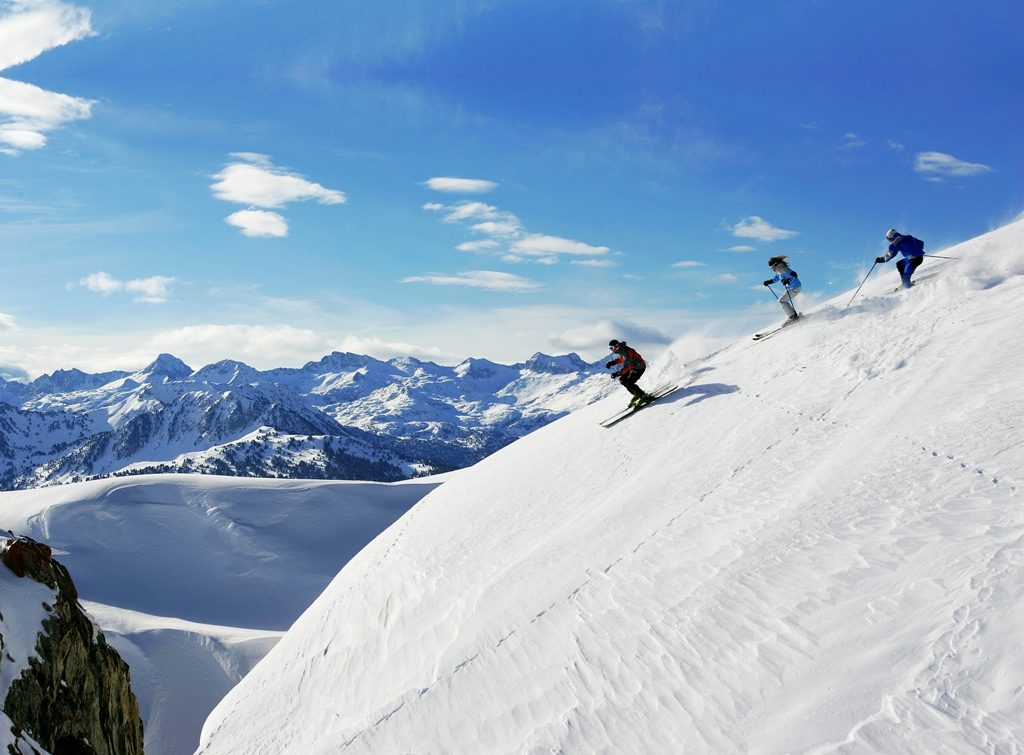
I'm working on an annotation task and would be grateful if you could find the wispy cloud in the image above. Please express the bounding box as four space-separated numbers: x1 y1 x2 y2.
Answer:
226 209 288 238
671 260 705 268
423 176 498 194
72 271 177 303
424 199 610 264
147 323 325 366
914 151 992 180
731 216 798 242
331 335 447 362
456 239 500 253
211 153 345 236
551 319 674 353
0 0 95 154
840 132 865 150
571 259 617 268
0 310 16 332
400 270 541 292
725 245 755 252
715 273 739 283
510 234 609 258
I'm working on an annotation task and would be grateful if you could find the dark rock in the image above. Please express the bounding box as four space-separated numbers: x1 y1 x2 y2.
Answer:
1 537 144 755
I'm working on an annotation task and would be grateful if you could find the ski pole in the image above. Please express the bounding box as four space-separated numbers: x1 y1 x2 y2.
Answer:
846 262 877 307
923 254 959 260
765 284 779 300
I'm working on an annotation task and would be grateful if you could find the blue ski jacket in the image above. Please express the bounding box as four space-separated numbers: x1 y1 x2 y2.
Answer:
767 266 801 290
880 234 925 263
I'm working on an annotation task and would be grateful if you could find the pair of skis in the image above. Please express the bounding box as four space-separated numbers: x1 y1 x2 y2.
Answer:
599 384 679 428
752 314 802 341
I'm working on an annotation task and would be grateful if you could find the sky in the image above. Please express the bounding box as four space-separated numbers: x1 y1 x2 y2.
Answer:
1 0 1021 379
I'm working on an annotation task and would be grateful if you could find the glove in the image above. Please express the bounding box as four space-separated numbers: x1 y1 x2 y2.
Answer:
604 360 616 369
763 279 773 286
611 371 622 379
875 256 885 264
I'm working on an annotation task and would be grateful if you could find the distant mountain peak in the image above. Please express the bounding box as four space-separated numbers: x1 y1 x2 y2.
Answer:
521 352 590 374
136 353 193 382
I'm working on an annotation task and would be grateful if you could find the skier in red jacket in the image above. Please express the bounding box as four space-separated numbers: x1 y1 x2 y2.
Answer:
605 340 653 407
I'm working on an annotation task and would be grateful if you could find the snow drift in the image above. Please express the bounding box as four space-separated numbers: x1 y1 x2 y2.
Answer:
197 220 1024 754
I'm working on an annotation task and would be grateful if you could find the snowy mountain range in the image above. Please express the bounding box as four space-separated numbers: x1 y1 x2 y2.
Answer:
0 351 615 490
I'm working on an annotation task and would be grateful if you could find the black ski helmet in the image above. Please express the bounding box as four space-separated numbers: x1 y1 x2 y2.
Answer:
609 339 622 348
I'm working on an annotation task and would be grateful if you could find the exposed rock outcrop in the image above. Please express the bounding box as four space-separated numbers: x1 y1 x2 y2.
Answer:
1 536 144 755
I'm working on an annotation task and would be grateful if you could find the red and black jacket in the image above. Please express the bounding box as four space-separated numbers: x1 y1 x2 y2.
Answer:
609 345 645 376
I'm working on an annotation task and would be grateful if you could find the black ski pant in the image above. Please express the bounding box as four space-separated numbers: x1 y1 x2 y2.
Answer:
619 366 646 397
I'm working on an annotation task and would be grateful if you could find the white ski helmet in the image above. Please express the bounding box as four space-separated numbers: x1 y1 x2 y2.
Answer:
885 228 900 242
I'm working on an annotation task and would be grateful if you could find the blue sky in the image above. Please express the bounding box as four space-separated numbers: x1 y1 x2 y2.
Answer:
1 0 1021 378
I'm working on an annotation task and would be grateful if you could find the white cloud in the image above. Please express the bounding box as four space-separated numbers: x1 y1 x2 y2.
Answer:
423 202 446 212
211 154 346 208
77 271 121 295
0 74 93 153
731 216 798 242
456 239 499 252
0 0 94 71
443 201 501 223
0 1 95 154
551 319 674 353
671 260 705 268
152 323 322 362
225 209 289 238
423 177 498 194
726 245 755 252
715 273 739 283
331 335 447 362
0 310 16 332
571 259 617 268
887 140 905 152
471 218 523 238
510 234 609 257
425 199 610 263
73 271 177 303
400 270 541 292
124 276 176 304
914 151 992 179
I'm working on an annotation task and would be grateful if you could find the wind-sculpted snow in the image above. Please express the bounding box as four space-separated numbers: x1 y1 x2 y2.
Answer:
0 352 614 489
197 220 1024 754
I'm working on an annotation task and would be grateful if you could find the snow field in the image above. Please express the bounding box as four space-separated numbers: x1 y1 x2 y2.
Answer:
197 220 1024 754
0 474 440 755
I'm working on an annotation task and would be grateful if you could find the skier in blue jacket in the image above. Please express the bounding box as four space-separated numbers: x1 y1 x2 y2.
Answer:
876 228 925 289
762 256 801 324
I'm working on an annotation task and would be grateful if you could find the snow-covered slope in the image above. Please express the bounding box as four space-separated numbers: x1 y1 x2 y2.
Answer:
198 220 1024 754
0 473 444 755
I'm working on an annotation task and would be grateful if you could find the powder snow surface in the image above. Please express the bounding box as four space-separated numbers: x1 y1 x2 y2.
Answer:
197 220 1024 754
0 474 440 755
